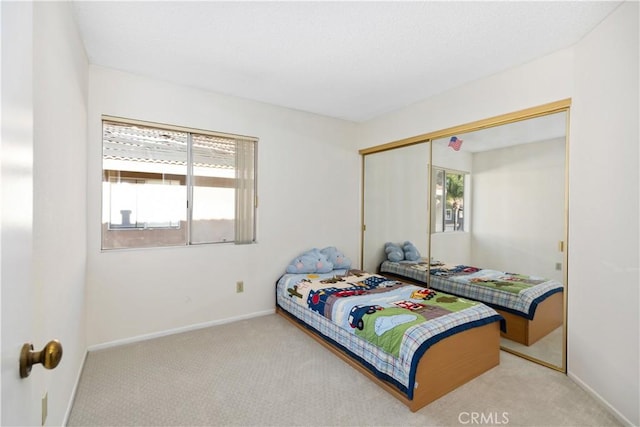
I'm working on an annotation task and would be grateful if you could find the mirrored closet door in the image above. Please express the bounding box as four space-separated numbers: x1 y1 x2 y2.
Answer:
362 142 430 273
429 110 568 370
360 100 569 371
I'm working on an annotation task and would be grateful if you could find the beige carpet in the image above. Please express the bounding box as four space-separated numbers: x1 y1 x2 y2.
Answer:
501 326 564 367
68 314 621 426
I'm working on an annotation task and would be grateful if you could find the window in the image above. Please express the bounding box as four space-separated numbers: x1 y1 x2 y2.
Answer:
433 168 468 232
102 118 257 250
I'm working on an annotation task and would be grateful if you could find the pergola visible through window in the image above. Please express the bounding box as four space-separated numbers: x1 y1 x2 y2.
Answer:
101 118 257 250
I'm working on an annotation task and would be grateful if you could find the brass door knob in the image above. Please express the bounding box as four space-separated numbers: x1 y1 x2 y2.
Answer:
20 340 63 378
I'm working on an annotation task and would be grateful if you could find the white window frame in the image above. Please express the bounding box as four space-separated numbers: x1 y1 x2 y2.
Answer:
101 116 257 250
432 166 469 233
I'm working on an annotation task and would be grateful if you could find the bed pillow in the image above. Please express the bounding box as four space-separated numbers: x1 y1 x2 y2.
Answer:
403 241 421 261
286 248 334 274
320 246 352 270
384 242 404 262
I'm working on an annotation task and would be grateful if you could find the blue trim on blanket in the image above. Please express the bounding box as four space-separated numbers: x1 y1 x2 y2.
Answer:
381 270 562 321
526 287 563 319
480 287 563 320
406 314 502 399
379 262 563 321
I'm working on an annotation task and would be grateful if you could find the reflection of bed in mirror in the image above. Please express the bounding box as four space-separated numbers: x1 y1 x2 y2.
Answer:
379 259 563 346
360 101 570 371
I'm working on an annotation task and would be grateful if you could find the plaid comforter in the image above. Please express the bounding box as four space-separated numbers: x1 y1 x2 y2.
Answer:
276 269 501 399
379 260 563 319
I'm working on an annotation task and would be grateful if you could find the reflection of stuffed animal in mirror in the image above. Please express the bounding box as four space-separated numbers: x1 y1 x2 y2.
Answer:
402 241 421 261
320 246 352 270
385 242 404 262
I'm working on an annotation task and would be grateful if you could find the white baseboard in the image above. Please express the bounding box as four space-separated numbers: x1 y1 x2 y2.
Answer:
567 371 636 427
63 349 88 426
87 309 275 352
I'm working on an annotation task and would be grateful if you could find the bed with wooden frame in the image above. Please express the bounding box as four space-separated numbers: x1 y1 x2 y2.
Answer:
275 268 502 412
379 260 563 346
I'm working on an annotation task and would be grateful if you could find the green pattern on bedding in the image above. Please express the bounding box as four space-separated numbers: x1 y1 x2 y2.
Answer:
431 265 545 295
355 307 424 357
430 294 478 310
381 259 563 318
466 276 534 294
287 270 483 357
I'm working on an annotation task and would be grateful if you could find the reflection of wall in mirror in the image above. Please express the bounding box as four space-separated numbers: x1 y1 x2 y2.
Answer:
432 141 472 171
362 143 429 272
470 137 565 282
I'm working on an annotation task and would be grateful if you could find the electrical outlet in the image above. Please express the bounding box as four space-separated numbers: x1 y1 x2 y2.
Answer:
555 263 562 271
42 392 48 426
236 281 244 293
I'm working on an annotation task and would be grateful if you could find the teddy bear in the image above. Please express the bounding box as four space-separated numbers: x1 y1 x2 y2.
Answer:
286 248 334 274
402 241 421 261
384 242 404 262
320 246 352 270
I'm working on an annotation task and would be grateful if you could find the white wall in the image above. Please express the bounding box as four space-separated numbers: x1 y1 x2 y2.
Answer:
568 2 639 425
471 138 566 281
358 2 638 423
363 143 430 272
86 67 360 346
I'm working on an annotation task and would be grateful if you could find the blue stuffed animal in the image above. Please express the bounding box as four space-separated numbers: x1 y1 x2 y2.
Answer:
384 242 404 262
320 246 352 270
286 248 333 274
306 248 334 273
402 241 421 261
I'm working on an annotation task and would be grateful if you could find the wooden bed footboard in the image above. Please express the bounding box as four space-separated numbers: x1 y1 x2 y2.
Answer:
409 320 500 411
276 307 500 412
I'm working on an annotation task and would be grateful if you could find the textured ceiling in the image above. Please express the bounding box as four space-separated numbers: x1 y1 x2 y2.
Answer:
72 1 621 122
